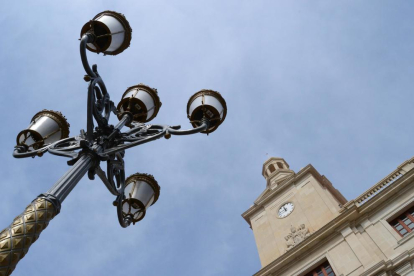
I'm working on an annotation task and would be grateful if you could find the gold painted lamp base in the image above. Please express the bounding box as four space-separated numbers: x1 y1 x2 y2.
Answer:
0 198 57 276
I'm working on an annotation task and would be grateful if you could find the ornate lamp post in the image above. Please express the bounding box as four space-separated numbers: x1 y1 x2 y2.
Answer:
0 10 227 275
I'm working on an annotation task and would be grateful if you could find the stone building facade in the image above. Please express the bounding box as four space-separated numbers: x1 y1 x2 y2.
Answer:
242 156 414 276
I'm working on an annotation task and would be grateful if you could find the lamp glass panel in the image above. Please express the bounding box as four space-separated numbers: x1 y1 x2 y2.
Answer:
133 90 155 119
123 89 135 100
133 212 144 221
44 130 62 144
88 44 97 50
147 196 155 207
189 95 224 119
122 201 130 213
124 180 155 208
30 117 62 144
97 15 126 52
122 200 142 216
19 134 36 147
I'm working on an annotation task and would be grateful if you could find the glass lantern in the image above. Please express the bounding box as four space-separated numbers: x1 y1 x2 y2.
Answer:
121 173 160 224
16 110 70 150
80 10 132 56
117 84 162 124
187 89 227 133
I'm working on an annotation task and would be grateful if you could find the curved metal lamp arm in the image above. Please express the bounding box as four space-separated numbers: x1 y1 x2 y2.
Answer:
106 115 131 142
94 151 126 196
80 34 97 78
47 136 84 159
166 120 209 136
95 166 120 196
103 124 168 155
15 118 208 161
13 145 51 159
101 120 209 156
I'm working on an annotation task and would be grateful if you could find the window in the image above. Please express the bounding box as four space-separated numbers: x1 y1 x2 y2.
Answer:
304 261 336 276
390 205 414 237
269 164 276 173
277 162 283 169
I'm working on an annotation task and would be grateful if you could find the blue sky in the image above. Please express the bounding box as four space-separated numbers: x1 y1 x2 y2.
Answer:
1 1 414 275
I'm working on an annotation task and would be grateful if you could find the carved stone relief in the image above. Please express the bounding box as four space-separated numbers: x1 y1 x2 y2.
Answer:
285 224 311 251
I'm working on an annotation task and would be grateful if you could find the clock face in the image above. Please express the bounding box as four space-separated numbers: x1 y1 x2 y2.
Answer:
278 202 294 218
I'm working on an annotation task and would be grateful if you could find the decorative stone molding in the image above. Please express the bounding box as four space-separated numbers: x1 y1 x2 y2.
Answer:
285 224 311 251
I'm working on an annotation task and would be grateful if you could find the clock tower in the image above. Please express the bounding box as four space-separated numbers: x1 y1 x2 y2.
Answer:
242 157 347 267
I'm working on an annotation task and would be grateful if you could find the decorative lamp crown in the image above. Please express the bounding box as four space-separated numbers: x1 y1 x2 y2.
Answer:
16 110 70 151
187 89 227 134
80 10 132 56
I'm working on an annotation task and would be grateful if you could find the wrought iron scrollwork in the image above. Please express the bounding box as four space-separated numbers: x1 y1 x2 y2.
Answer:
48 136 83 159
89 74 113 129
95 153 125 197
81 34 116 143
106 152 126 195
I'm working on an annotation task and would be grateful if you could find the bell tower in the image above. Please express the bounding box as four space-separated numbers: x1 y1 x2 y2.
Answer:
242 157 347 267
262 157 295 188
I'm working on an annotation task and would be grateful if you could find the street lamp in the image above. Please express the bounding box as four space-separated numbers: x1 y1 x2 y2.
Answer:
117 84 162 123
0 10 227 275
16 110 70 153
119 173 160 226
